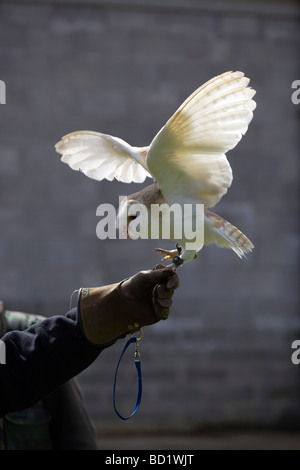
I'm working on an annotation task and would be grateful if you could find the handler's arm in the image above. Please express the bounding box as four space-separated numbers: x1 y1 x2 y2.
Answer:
0 309 106 417
0 268 179 417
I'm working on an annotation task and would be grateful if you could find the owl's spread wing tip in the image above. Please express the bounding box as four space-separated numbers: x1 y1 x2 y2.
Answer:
147 70 256 209
55 131 152 184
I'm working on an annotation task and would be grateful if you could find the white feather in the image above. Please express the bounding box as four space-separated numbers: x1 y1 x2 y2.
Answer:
55 131 151 184
147 71 256 208
55 71 256 262
204 210 254 258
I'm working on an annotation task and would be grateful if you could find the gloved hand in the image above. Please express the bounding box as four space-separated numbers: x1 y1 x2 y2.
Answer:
79 268 179 345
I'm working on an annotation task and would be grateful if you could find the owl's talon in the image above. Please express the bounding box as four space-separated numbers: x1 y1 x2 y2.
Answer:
154 244 183 261
154 248 179 261
175 243 182 255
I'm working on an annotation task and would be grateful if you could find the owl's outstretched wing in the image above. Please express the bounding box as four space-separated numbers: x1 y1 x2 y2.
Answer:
147 71 256 208
55 131 152 184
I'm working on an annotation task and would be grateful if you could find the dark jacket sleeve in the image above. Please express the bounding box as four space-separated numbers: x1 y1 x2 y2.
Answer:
0 308 111 417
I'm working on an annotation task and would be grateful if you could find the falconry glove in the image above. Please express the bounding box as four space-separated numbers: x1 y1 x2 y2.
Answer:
79 268 179 345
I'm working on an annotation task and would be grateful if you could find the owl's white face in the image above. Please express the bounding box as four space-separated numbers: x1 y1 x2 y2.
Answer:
117 198 150 240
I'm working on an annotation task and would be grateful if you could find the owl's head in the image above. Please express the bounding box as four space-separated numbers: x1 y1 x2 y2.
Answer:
118 197 150 240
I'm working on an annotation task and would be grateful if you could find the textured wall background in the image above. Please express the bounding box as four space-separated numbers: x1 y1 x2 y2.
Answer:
0 0 299 434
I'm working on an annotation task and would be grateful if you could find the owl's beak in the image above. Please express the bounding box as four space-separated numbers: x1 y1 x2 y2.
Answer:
120 229 130 239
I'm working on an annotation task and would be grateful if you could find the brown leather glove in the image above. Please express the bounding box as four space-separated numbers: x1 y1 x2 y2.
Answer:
79 268 179 345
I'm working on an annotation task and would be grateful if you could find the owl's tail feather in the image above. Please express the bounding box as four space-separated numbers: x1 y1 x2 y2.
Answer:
204 210 254 258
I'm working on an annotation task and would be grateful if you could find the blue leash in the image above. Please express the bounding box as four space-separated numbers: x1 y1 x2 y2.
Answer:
113 333 143 420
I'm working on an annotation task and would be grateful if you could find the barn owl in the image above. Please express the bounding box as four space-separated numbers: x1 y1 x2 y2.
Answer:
55 71 255 265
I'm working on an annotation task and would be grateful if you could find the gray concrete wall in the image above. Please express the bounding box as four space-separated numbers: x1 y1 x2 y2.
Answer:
0 0 299 433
